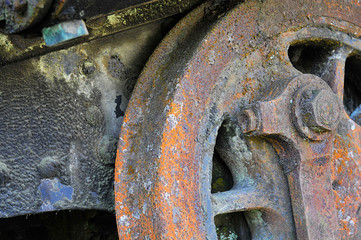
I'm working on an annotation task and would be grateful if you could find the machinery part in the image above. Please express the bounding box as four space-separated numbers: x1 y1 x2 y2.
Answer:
237 109 258 134
0 0 53 33
0 0 205 65
0 20 169 218
115 0 361 239
247 73 340 239
292 82 340 136
0 0 205 34
49 0 175 22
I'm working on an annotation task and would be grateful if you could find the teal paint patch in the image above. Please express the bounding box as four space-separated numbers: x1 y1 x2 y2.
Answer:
42 20 89 47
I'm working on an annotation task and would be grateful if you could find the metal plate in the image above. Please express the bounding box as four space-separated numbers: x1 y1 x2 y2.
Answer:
0 20 169 218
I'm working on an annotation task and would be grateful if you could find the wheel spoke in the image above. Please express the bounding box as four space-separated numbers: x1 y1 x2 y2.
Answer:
211 189 270 216
320 46 353 97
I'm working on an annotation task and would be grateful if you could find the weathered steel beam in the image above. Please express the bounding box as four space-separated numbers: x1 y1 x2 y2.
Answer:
0 0 205 65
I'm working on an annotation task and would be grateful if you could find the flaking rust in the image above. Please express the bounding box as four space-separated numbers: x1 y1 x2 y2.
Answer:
116 0 361 239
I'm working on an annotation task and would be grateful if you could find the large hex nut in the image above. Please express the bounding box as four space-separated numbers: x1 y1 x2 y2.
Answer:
305 89 340 132
292 82 341 141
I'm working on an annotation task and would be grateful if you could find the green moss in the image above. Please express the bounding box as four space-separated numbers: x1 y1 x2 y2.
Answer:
211 151 233 193
212 177 225 192
216 227 238 240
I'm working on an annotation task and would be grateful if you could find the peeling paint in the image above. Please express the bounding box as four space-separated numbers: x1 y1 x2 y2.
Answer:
39 178 74 211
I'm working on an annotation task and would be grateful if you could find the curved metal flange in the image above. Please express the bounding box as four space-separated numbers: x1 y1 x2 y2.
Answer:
115 0 361 239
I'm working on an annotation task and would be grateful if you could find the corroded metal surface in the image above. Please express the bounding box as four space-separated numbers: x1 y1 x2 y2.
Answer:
247 74 340 239
1 0 53 33
0 21 168 217
115 0 361 239
0 0 205 65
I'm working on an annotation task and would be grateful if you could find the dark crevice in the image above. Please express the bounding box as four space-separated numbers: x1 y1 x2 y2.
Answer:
215 212 252 240
288 40 361 126
344 54 361 123
114 95 125 118
0 20 5 30
212 120 251 239
211 149 233 193
288 40 340 77
0 210 118 240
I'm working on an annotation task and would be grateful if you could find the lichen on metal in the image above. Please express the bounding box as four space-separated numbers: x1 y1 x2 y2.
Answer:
115 0 361 239
0 0 206 65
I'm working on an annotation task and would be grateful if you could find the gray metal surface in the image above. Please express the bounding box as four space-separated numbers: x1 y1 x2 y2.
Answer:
0 20 170 217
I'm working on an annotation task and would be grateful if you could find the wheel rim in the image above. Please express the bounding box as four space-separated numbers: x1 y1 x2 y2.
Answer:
115 1 361 239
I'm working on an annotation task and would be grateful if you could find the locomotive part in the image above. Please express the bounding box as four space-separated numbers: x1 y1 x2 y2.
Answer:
0 20 171 219
0 0 206 65
0 0 205 34
0 0 53 33
115 0 361 239
2 0 361 239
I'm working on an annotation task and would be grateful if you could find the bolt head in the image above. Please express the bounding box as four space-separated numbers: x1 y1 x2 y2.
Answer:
81 59 96 76
303 89 339 132
238 109 258 134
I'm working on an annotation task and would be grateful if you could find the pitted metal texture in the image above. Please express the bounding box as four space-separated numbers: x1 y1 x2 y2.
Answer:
0 20 169 218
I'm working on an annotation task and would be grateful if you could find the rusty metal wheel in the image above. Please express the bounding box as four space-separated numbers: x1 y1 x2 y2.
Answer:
115 0 361 239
